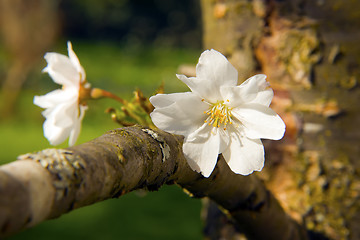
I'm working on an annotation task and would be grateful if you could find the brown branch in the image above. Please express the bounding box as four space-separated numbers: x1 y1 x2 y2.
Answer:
0 126 308 239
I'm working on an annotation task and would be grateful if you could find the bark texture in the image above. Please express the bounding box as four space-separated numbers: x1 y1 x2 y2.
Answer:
0 0 59 118
0 126 306 239
201 0 360 239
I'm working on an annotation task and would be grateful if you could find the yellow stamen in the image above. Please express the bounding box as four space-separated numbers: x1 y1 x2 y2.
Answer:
204 100 233 129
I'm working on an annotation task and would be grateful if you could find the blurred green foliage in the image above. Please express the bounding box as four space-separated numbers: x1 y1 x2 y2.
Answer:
0 41 202 239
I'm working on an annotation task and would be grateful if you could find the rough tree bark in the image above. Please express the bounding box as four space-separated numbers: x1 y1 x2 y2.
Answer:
200 0 360 239
0 126 307 240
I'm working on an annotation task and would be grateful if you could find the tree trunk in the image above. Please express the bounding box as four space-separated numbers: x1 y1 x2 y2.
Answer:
0 0 59 118
201 0 360 239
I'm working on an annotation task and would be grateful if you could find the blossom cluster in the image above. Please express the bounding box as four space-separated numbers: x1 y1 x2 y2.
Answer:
35 43 285 177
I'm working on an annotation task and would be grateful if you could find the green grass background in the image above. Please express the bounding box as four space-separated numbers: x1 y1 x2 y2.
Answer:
0 41 203 239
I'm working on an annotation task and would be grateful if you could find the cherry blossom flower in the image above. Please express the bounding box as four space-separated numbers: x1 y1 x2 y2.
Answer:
34 41 90 146
150 49 285 177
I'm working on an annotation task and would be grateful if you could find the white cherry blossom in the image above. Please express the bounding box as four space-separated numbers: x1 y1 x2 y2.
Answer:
150 49 285 177
34 41 89 146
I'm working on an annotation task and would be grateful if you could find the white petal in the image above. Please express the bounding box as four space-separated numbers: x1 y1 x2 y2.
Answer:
186 124 230 148
43 101 77 129
220 74 273 107
67 41 86 82
34 89 64 109
42 102 85 146
43 112 72 145
175 93 209 122
34 88 78 109
45 126 71 145
176 50 238 103
252 88 273 107
36 89 80 146
44 126 69 145
176 75 220 102
43 52 80 86
185 122 211 142
222 133 264 175
34 88 79 129
68 105 87 146
241 74 268 89
217 128 231 154
150 92 193 108
183 124 221 177
232 103 286 140
150 93 208 136
196 50 238 87
58 99 79 127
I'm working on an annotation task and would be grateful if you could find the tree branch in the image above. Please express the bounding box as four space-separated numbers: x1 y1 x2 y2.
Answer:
0 126 308 239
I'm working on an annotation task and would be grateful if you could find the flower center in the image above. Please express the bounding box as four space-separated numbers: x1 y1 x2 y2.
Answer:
204 100 233 130
78 83 91 104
